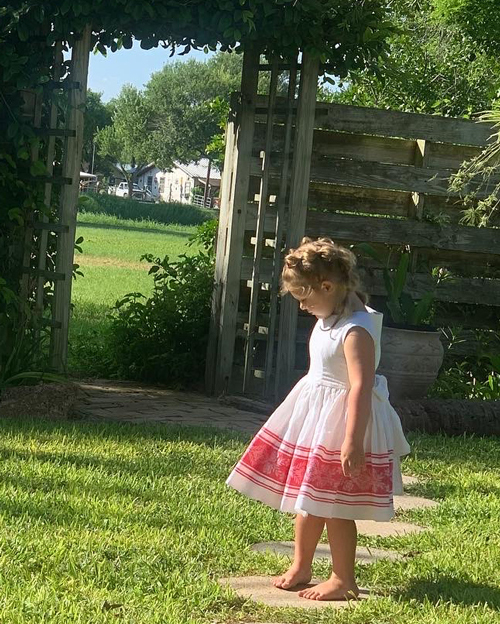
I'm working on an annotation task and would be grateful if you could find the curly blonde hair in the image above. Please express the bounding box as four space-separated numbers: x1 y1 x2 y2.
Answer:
281 237 368 316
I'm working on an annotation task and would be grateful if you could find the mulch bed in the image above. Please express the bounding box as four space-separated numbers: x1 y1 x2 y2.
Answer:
0 382 83 420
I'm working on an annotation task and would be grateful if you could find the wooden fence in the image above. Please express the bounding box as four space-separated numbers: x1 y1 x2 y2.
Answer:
206 52 500 402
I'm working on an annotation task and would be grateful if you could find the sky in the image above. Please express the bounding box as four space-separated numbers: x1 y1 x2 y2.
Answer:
87 40 212 101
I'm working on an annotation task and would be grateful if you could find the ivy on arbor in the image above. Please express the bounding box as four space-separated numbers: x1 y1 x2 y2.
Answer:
0 0 394 377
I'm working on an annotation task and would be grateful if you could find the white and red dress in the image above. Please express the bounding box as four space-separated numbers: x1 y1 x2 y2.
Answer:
226 306 411 521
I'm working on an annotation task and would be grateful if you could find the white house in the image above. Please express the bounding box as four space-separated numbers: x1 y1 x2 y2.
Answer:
136 159 221 207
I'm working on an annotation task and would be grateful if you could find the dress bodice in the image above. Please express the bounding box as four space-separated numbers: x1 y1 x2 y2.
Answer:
306 306 383 387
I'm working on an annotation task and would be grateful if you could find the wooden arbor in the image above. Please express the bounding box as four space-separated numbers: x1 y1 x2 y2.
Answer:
206 48 500 403
19 27 92 371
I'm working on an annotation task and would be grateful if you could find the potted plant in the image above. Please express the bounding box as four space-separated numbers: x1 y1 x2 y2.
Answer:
357 243 446 401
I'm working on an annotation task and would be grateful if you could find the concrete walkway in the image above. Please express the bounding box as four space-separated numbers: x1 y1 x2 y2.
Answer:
74 379 267 435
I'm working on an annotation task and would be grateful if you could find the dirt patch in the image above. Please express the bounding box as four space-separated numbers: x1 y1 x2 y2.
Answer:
0 382 83 420
77 255 153 270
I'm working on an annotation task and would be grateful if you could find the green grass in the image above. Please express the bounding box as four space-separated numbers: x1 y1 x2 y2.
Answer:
68 213 200 377
79 193 214 226
0 420 497 623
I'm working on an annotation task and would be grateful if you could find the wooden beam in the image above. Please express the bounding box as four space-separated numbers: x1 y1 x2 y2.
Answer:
275 52 319 400
36 42 65 323
208 46 260 396
33 128 77 138
249 154 499 198
205 94 239 394
264 56 298 397
50 24 92 371
255 96 494 147
243 57 279 393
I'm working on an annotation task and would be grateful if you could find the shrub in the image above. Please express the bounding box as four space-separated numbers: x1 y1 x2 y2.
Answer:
80 193 214 226
106 220 217 387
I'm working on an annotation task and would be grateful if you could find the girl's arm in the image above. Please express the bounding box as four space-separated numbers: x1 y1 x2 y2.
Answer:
341 327 376 476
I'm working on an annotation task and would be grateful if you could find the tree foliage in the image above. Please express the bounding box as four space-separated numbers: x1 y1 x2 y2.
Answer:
432 0 500 58
143 54 244 169
82 90 113 174
326 0 500 117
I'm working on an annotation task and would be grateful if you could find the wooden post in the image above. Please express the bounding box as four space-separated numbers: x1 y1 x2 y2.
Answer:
36 42 64 318
275 52 319 400
243 57 279 393
205 95 238 394
264 56 298 397
50 24 92 371
206 46 260 395
203 158 212 208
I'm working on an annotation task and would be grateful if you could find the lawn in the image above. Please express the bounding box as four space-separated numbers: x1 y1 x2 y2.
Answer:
0 419 497 623
68 212 200 377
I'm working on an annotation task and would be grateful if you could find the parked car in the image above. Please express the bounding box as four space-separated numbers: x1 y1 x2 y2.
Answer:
112 181 154 202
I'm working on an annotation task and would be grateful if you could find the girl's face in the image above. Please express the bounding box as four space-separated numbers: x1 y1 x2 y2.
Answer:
290 280 343 319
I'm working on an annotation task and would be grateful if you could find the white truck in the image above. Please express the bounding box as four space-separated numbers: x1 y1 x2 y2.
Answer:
110 181 154 202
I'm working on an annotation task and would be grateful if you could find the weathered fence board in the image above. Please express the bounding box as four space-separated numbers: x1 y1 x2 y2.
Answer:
208 54 499 401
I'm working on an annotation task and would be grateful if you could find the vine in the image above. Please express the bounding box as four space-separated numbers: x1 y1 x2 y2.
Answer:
0 0 394 380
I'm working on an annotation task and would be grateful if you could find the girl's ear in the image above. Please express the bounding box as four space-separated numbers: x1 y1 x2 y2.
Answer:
321 280 333 292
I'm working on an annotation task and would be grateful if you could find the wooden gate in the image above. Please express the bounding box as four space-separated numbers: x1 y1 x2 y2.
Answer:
206 50 499 402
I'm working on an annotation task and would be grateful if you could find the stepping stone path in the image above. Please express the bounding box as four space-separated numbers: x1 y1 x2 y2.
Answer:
224 476 438 611
252 541 403 563
219 576 370 609
394 494 438 511
355 519 424 537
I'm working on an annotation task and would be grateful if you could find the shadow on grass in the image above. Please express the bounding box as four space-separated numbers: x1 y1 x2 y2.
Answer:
77 220 194 237
397 576 500 610
0 417 246 528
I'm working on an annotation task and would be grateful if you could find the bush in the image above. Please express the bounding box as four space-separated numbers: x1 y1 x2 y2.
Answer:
106 221 217 387
80 193 214 226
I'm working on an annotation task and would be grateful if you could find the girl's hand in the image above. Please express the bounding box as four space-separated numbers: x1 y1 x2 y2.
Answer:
341 438 366 477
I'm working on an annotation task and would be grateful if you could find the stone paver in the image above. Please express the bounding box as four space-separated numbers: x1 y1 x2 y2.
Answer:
356 519 424 537
74 379 267 435
219 576 370 609
252 541 402 562
394 494 438 511
402 475 420 486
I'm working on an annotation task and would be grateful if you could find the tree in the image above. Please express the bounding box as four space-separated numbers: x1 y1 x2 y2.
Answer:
143 53 246 171
326 0 500 118
431 0 500 226
82 90 113 175
432 0 500 58
95 85 150 197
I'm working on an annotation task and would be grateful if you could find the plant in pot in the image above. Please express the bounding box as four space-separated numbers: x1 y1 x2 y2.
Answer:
356 243 447 401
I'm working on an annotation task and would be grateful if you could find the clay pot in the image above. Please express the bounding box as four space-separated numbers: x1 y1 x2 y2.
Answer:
378 326 444 401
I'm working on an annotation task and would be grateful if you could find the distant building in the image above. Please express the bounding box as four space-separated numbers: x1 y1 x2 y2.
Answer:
136 159 221 207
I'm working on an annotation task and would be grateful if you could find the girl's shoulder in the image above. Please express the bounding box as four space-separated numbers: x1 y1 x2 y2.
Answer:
326 306 383 345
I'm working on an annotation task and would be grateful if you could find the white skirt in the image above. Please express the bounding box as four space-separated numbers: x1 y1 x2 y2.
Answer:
226 374 411 521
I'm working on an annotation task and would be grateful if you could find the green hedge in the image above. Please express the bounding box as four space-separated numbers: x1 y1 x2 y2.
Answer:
79 193 214 226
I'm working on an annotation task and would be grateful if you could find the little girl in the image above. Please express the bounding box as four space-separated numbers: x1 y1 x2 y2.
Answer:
226 237 411 601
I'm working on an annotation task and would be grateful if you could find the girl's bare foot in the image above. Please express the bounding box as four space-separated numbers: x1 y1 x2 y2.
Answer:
273 564 312 590
298 573 359 601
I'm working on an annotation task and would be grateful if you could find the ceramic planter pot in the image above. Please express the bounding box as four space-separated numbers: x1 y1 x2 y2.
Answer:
378 325 444 401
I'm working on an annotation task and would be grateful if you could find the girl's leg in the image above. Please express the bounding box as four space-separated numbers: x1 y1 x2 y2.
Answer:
298 517 359 600
273 513 325 589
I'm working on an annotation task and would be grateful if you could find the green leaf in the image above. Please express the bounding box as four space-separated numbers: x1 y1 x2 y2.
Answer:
8 208 23 225
393 253 409 299
400 292 416 324
355 242 385 265
30 160 46 177
387 300 404 324
2 153 16 168
412 291 435 325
